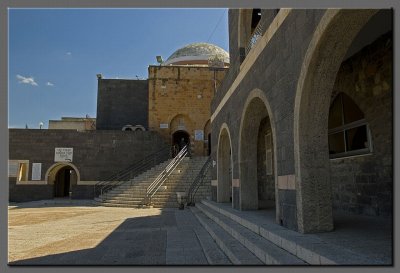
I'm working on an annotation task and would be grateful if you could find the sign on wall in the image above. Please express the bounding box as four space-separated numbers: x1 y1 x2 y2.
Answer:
160 123 169 129
54 148 73 162
32 163 42 180
194 130 204 141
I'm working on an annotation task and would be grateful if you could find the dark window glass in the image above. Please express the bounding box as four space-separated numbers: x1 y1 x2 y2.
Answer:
329 132 345 154
328 92 370 158
251 9 261 30
346 125 368 151
328 95 343 129
342 93 364 124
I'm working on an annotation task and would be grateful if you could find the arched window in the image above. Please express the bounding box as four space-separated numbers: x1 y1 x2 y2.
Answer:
328 93 372 158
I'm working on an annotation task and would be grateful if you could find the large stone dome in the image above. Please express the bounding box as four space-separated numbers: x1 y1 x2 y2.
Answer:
163 42 229 66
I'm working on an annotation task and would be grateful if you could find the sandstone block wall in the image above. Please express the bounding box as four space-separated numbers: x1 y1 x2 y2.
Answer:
148 65 227 156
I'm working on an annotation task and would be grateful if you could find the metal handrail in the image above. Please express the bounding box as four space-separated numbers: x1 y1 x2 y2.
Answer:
145 145 188 205
245 19 265 56
187 157 212 206
94 146 170 199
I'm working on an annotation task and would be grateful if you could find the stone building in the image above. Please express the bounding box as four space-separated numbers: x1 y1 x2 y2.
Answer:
211 9 392 233
96 43 229 156
9 42 229 201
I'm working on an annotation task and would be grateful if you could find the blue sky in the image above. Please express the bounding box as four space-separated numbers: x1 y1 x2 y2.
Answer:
8 8 229 129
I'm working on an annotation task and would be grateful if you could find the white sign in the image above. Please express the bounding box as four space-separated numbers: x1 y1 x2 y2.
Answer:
55 148 73 162
32 163 42 180
160 123 169 129
194 130 204 141
8 161 18 177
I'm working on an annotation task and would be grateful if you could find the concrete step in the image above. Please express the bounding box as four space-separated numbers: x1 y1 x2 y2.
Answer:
200 200 374 265
195 203 306 265
193 227 232 265
190 206 263 265
97 156 211 209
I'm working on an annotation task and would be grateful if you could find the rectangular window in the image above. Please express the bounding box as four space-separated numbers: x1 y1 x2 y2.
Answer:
9 160 29 181
17 161 29 182
329 124 371 158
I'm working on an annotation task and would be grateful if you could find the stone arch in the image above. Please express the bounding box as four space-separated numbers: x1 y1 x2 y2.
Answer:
122 125 134 131
122 125 146 131
217 123 233 204
169 114 193 135
238 89 278 216
293 9 378 233
45 162 80 197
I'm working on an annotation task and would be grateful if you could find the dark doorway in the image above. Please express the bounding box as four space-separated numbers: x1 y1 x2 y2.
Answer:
54 166 73 197
172 130 190 157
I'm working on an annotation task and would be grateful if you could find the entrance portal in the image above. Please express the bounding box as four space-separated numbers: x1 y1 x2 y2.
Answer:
54 166 74 197
46 163 79 198
172 130 190 156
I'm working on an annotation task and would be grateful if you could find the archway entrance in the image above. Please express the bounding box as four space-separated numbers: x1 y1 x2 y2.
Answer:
172 130 190 157
54 166 73 197
217 127 232 204
294 9 391 233
239 95 276 211
46 163 79 198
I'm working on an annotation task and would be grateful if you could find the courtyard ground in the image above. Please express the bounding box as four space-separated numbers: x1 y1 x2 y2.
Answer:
8 200 228 265
8 199 392 265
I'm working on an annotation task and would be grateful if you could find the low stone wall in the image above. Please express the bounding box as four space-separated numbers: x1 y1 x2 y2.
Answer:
9 129 169 202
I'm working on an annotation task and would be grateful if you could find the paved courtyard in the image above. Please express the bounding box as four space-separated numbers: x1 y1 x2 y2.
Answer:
8 200 393 265
8 201 227 265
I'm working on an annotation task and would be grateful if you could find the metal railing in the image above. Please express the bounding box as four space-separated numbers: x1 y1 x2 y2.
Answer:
94 146 170 200
145 145 188 205
245 20 265 56
186 156 212 206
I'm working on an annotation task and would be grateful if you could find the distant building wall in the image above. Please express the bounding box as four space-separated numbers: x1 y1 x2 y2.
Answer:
96 79 148 130
48 118 96 131
9 129 168 201
148 65 227 156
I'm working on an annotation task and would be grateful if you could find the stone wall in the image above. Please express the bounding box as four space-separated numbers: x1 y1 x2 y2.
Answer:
9 129 169 201
148 65 227 156
329 32 392 217
210 9 392 232
257 118 275 208
96 79 148 130
211 10 326 229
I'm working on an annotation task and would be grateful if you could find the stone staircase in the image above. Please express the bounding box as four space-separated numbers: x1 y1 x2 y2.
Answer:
190 200 383 265
190 200 307 265
94 156 211 208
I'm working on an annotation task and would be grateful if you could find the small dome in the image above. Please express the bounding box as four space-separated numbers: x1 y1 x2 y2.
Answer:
163 42 229 66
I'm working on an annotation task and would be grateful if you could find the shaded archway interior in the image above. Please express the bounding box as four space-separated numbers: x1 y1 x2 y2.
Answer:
295 10 391 233
217 128 232 203
239 97 275 211
172 130 190 156
47 164 78 198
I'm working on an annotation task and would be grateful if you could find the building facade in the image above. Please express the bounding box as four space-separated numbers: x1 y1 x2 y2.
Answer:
9 42 229 202
96 43 229 156
211 9 392 233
